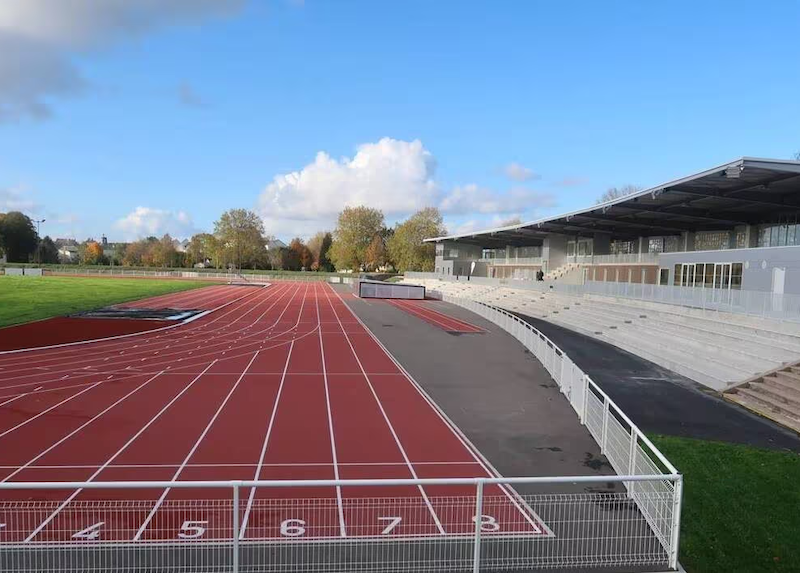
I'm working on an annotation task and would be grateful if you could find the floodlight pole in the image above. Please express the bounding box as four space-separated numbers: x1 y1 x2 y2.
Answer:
33 219 46 265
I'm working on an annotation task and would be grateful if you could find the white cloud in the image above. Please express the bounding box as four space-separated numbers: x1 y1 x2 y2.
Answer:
503 162 539 182
257 138 441 237
256 138 559 239
114 206 196 240
0 0 243 121
0 186 40 212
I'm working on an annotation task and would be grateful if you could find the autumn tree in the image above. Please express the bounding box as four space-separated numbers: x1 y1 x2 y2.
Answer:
0 212 38 263
213 209 266 270
364 234 388 271
307 231 333 271
329 206 385 271
287 238 313 270
122 240 148 266
151 234 178 267
387 207 447 273
81 241 105 265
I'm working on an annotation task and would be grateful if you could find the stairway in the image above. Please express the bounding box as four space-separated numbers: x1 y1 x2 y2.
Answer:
725 365 800 433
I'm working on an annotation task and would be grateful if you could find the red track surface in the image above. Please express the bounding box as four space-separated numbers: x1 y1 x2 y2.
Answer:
0 284 242 352
0 282 545 543
386 299 484 333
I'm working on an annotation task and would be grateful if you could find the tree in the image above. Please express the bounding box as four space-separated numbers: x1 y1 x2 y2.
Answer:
387 207 447 273
329 206 386 271
186 233 217 267
364 234 388 271
152 234 178 267
794 151 800 161
267 247 285 270
122 240 148 266
213 209 266 270
307 231 334 271
0 211 38 263
288 238 313 270
499 216 522 227
39 236 59 264
596 184 641 204
81 241 105 265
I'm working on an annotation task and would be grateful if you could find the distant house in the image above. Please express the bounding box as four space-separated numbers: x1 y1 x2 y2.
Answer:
58 245 79 263
266 239 287 251
173 239 190 253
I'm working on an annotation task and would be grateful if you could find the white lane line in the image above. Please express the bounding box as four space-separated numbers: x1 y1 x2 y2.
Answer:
239 341 295 539
133 352 260 541
22 360 218 543
322 284 445 535
2 371 166 483
315 283 347 538
330 284 545 533
0 460 481 470
0 379 106 440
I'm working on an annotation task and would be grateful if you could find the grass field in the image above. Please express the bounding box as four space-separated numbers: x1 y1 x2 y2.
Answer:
651 435 800 573
0 276 208 328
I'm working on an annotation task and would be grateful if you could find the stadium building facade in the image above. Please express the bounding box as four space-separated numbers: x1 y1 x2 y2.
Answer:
428 157 800 295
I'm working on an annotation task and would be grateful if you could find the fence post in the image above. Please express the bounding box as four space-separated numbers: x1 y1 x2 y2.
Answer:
581 376 589 425
473 479 485 573
601 395 609 454
627 430 638 497
232 483 240 573
669 475 684 570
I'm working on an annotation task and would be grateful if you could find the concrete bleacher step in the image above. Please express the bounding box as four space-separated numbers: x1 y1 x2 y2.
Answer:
725 392 800 434
528 299 780 374
723 363 800 433
588 294 800 348
581 296 800 354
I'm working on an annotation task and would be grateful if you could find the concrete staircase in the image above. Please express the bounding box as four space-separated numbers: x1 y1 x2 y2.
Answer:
725 365 800 433
545 263 581 282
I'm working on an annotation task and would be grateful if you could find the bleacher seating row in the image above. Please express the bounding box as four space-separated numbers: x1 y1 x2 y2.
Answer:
405 277 800 432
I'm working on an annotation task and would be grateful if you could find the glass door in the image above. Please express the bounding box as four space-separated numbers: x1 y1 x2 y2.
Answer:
680 263 696 287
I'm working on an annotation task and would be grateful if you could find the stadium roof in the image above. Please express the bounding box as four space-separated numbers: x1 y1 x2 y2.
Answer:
426 157 800 247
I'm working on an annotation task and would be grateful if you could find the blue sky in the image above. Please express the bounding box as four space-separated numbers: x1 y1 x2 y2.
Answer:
1 0 799 242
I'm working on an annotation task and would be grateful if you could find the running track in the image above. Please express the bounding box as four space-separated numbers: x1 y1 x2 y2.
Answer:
0 282 548 543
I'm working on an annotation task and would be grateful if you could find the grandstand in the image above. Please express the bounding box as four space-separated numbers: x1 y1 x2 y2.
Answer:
412 157 800 432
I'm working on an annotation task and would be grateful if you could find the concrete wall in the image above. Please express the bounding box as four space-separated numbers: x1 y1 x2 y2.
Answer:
659 245 800 294
543 235 568 271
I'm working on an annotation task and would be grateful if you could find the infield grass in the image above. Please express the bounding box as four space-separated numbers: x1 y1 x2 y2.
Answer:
0 275 208 328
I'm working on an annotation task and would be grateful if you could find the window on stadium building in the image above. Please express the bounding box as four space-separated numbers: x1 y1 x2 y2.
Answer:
694 231 731 251
610 240 635 255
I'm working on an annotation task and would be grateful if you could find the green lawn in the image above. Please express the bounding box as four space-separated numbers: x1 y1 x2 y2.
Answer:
0 276 208 328
651 435 800 573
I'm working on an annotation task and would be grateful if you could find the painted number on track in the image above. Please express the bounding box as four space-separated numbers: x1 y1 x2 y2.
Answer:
378 516 402 535
473 515 500 532
280 519 306 537
178 520 208 539
72 522 104 540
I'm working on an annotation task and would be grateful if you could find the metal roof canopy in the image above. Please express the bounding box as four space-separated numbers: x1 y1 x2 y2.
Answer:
428 158 800 247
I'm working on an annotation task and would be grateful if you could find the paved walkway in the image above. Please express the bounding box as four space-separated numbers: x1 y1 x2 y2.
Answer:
514 312 800 453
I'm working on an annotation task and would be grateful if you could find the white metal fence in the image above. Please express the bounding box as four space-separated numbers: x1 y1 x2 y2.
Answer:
0 474 679 573
432 292 682 570
30 267 356 284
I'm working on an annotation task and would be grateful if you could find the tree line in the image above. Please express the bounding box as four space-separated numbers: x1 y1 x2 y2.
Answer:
0 205 447 273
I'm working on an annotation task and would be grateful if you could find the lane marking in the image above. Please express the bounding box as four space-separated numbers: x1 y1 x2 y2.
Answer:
239 341 295 539
1 371 166 483
322 284 445 535
22 360 218 543
134 352 261 541
330 284 550 535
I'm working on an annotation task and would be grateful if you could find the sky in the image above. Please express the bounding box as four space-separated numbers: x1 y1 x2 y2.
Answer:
1 0 799 243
